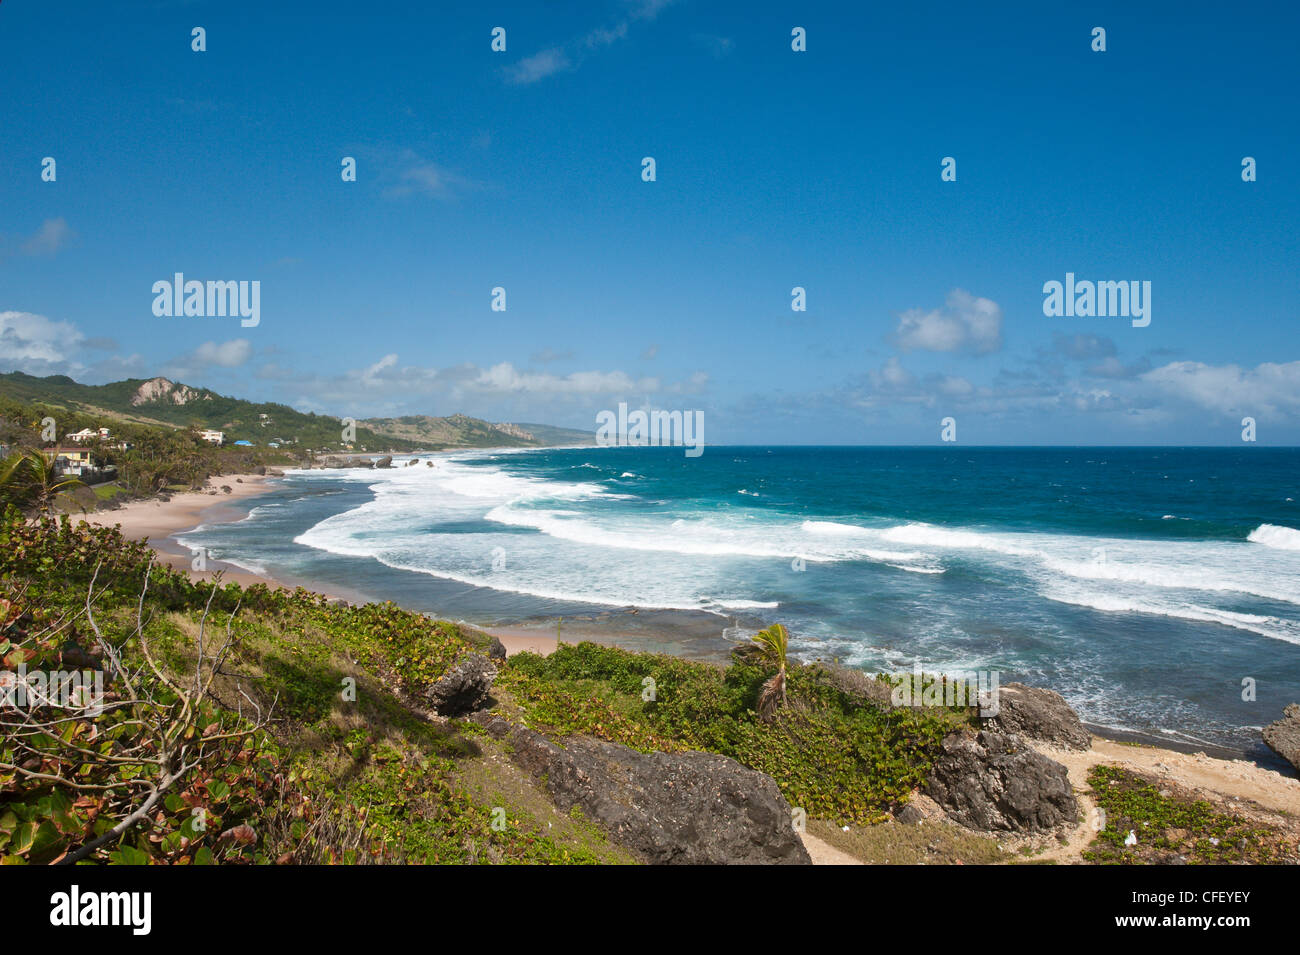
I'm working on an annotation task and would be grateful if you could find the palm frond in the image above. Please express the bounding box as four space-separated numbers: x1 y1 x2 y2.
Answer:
750 623 789 667
751 623 790 720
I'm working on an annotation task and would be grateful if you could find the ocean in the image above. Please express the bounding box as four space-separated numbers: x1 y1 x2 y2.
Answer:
176 446 1300 757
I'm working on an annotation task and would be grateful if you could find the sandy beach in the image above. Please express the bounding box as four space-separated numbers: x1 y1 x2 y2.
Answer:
79 474 553 654
81 474 290 590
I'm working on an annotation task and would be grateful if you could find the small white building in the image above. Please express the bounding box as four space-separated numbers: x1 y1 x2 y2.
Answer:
65 428 99 443
198 429 225 445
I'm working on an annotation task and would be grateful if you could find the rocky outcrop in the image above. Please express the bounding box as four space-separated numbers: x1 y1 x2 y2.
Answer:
374 455 393 469
424 654 497 716
486 637 508 662
925 729 1077 832
985 682 1091 751
472 713 811 865
492 422 535 441
1263 703 1300 773
130 377 209 406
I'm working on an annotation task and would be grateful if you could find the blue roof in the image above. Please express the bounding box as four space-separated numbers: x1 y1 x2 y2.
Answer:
233 440 253 446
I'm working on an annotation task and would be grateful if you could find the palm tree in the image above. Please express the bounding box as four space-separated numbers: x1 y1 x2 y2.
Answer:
0 448 85 517
751 623 790 721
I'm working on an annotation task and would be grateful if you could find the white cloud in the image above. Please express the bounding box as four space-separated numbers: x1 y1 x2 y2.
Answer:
0 310 83 368
873 356 915 390
361 353 399 387
192 339 253 368
160 339 254 380
894 288 1002 355
473 362 659 395
1143 360 1300 416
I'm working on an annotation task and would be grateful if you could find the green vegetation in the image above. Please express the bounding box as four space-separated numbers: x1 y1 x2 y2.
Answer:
0 510 618 864
0 448 84 517
503 641 971 824
1083 765 1291 864
361 413 591 449
0 372 590 455
0 371 410 453
751 622 789 720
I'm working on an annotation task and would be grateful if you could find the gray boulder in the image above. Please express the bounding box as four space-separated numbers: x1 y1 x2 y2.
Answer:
1263 703 1300 773
425 654 497 716
925 729 1077 832
472 713 810 865
986 682 1091 750
375 455 393 469
486 636 508 662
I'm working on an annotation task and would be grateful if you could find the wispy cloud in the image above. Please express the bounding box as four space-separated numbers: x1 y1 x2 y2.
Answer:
692 34 735 58
531 348 575 364
507 48 573 85
362 147 477 201
15 218 76 257
505 0 678 85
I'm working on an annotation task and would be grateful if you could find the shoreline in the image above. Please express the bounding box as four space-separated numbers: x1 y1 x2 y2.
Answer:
76 472 1297 781
78 473 365 602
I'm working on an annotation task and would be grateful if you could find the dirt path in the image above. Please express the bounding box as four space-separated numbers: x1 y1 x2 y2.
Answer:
800 830 863 865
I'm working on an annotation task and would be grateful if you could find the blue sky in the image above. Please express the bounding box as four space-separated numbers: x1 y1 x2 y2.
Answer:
1 0 1297 444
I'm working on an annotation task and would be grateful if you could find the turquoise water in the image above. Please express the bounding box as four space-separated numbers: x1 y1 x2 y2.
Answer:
179 446 1300 755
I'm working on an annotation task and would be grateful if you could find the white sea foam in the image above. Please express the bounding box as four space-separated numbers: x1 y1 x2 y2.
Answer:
1248 523 1300 550
1039 583 1300 645
287 453 1300 637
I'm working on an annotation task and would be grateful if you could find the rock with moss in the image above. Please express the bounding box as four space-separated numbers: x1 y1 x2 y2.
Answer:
1262 703 1300 773
925 729 1077 832
473 713 811 865
985 682 1091 750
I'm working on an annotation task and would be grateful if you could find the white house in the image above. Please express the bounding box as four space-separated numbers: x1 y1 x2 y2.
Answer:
65 428 99 443
198 430 224 445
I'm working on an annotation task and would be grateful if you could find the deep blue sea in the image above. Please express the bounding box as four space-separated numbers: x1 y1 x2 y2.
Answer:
177 446 1300 755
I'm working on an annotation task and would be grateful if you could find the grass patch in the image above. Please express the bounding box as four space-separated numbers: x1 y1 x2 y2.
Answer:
806 817 1005 865
1083 765 1293 865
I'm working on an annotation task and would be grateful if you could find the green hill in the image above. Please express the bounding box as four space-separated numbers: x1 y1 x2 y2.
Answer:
0 371 408 452
361 414 594 448
0 371 593 452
